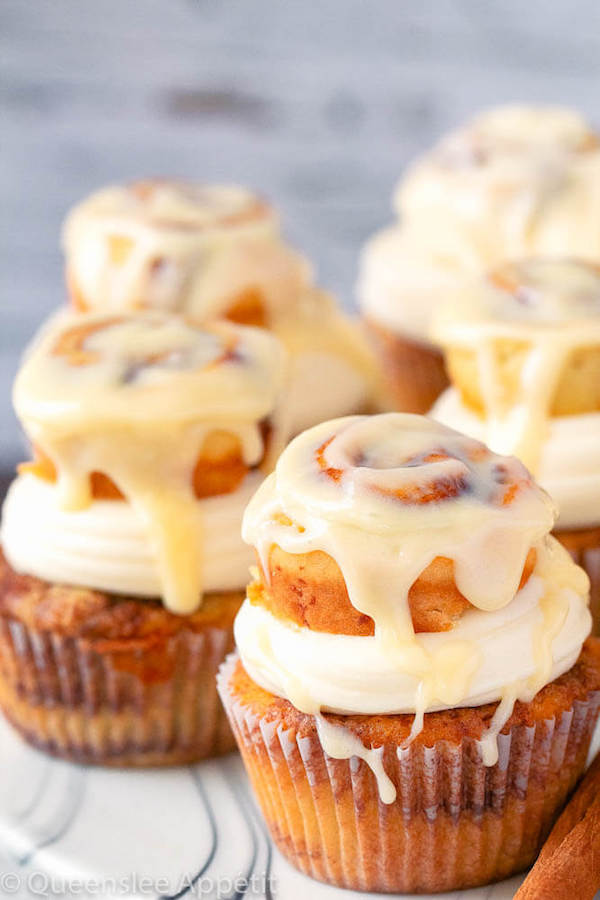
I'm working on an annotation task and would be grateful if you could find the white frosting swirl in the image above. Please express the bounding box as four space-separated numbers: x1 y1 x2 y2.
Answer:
235 537 590 714
357 226 464 342
1 472 259 597
432 388 600 530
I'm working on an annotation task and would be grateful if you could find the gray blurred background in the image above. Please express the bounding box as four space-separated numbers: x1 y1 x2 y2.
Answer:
2 0 600 471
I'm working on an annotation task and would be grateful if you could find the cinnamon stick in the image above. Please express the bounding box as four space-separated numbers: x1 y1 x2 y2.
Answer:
514 753 600 899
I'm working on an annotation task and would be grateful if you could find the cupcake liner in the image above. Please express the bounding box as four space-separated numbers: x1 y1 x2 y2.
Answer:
0 616 237 766
556 527 600 637
365 319 449 414
218 654 600 894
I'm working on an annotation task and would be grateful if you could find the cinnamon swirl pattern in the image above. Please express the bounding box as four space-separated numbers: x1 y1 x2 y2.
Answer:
4 312 287 614
63 180 380 433
63 180 311 319
396 106 600 267
237 414 590 776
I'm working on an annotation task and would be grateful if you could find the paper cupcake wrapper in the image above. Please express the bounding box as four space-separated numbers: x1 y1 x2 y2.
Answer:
557 529 600 637
574 546 600 637
365 320 449 414
218 654 600 894
0 617 237 765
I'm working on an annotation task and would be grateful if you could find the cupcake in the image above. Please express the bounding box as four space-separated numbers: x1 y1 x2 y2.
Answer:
218 413 599 893
0 311 287 765
358 105 600 413
431 258 600 632
63 179 381 433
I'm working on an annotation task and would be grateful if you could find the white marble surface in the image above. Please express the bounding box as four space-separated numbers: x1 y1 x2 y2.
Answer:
0 715 596 900
0 716 526 900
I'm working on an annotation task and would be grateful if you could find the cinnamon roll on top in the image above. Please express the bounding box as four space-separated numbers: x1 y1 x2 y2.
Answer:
63 179 380 432
432 258 600 529
63 180 311 320
396 105 600 265
236 414 591 773
357 105 600 414
360 105 600 345
2 311 287 614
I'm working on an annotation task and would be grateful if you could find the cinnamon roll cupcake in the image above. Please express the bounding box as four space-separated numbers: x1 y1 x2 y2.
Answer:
0 311 287 765
218 413 599 893
63 179 380 433
432 258 600 632
358 105 600 413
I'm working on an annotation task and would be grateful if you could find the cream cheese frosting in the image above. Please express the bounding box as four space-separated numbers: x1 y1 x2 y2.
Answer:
10 311 287 614
357 226 466 342
238 414 591 797
236 538 589 714
431 258 600 524
2 471 261 598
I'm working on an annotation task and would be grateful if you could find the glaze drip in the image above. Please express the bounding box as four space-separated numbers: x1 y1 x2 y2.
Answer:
62 180 311 318
432 258 600 471
63 180 380 432
11 311 287 613
396 106 600 265
238 413 591 800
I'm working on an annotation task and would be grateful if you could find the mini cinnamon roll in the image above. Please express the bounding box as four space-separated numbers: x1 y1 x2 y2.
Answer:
218 413 598 893
358 105 600 413
431 258 600 629
397 105 600 263
0 311 287 764
63 179 381 432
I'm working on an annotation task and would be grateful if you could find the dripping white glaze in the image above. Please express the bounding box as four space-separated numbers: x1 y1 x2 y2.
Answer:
359 106 600 344
63 180 380 433
237 413 591 801
10 311 287 614
432 258 600 475
1 470 263 598
63 180 312 317
396 106 600 266
432 389 600 529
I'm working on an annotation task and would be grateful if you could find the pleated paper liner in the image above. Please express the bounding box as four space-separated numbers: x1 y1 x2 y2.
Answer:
365 319 449 414
557 525 600 636
0 615 238 766
218 652 600 894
